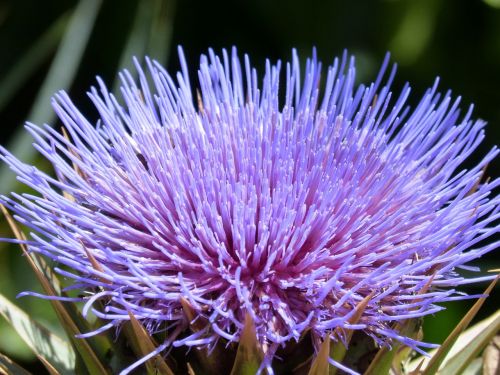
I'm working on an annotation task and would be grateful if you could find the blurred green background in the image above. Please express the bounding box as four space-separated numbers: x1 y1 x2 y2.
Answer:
0 0 499 372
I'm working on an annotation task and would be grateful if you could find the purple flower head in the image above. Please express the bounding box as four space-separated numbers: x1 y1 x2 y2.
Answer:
1 47 499 374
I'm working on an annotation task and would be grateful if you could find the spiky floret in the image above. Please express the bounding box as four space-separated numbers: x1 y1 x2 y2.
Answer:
1 48 499 374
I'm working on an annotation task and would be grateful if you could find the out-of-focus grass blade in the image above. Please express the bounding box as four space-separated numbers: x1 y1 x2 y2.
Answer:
439 311 500 375
230 313 264 375
112 0 152 93
147 0 176 64
421 275 499 375
330 293 374 375
0 12 69 113
113 0 175 93
1 205 110 375
25 0 101 126
308 338 330 375
0 294 74 375
0 352 33 375
125 311 175 375
484 0 500 9
389 0 442 65
0 0 102 195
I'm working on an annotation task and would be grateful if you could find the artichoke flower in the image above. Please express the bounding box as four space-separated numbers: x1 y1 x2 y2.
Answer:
0 48 498 375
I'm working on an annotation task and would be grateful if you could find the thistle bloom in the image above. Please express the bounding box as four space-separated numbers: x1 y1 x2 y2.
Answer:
1 48 499 374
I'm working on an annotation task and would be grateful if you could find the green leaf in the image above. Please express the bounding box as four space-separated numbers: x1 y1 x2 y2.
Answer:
408 358 425 375
308 338 330 375
421 275 499 375
230 313 264 375
483 335 500 375
461 357 482 375
0 294 75 375
0 0 102 195
439 311 500 375
0 352 33 375
408 310 500 374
